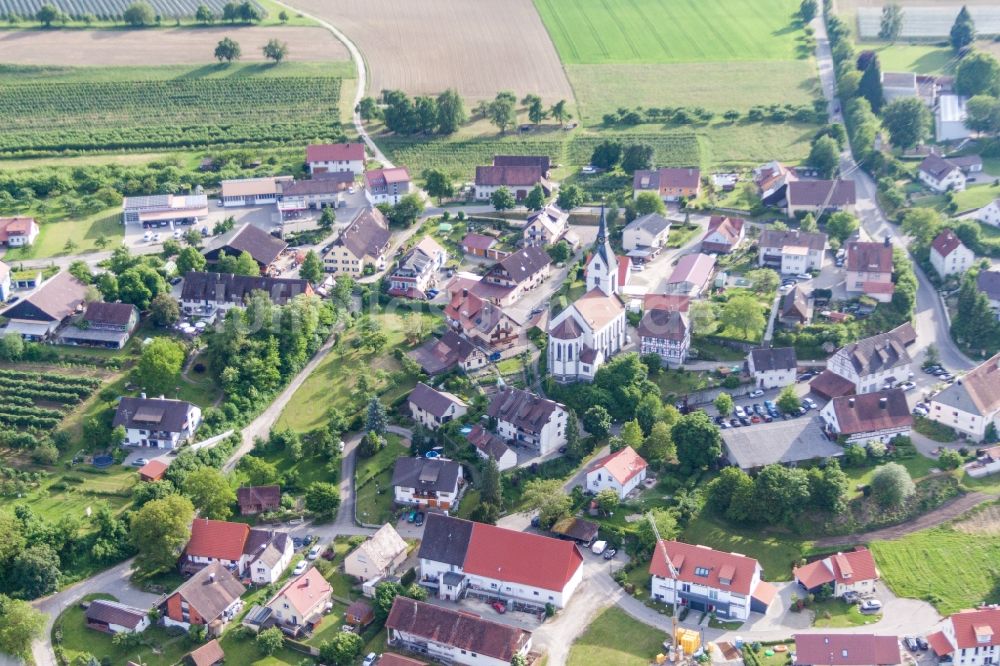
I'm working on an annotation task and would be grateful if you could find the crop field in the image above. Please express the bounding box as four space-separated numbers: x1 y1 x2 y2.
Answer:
0 67 343 154
0 0 259 19
0 26 349 66
0 369 101 430
286 0 573 102
533 0 803 64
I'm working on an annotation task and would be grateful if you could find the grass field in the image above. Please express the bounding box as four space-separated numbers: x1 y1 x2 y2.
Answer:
812 599 880 627
3 210 121 259
567 607 666 666
681 514 812 581
355 434 407 526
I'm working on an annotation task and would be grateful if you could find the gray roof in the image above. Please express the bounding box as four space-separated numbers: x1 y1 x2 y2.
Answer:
334 207 392 260
786 179 856 207
978 270 1000 301
1 271 87 323
749 347 797 372
759 229 828 252
202 224 287 267
919 154 961 180
82 301 138 327
408 330 482 375
391 457 462 493
637 308 688 342
487 387 563 435
781 286 811 321
181 271 312 304
931 353 1000 417
417 512 473 566
113 397 196 433
85 599 147 629
722 417 843 469
487 246 551 284
408 382 466 418
169 562 245 622
625 213 671 236
835 324 914 376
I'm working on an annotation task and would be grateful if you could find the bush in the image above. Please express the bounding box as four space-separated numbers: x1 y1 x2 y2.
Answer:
937 448 963 470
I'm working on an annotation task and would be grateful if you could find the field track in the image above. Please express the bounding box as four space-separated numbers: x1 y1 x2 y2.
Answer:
284 0 573 102
0 26 348 65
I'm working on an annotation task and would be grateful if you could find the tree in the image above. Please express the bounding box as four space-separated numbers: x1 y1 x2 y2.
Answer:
635 393 664 435
131 494 194 576
777 385 801 414
481 456 502 506
524 184 546 211
488 92 517 134
512 655 529 666
878 3 903 41
594 489 619 516
858 57 885 114
491 187 516 211
901 208 943 245
257 627 284 655
436 88 466 134
0 333 24 362
634 508 679 555
278 9 287 21
582 405 612 438
808 135 840 178
263 38 288 63
123 1 154 25
358 316 387 354
634 191 666 216
214 36 241 62
118 264 168 309
956 51 1000 97
320 631 363 666
689 300 717 334
750 464 810 524
550 99 570 125
238 455 280 486
546 240 571 263
565 409 584 460
357 96 380 121
0 595 45 659
319 207 337 230
621 143 655 174
590 140 623 170
300 250 323 283
366 397 387 435
11 544 59 599
870 462 916 508
706 466 754 518
237 0 262 21
556 184 584 211
746 268 780 295
526 94 546 125
965 95 1000 135
950 5 975 52
881 97 931 148
714 392 734 417
182 467 236 520
826 211 860 242
720 295 765 339
522 478 571 528
423 169 454 203
196 4 214 21
135 337 185 395
305 481 341 519
808 459 848 513
672 411 723 471
149 293 180 327
35 4 60 26
386 194 424 227
641 421 676 465
176 246 206 275
620 419 644 450
800 0 817 21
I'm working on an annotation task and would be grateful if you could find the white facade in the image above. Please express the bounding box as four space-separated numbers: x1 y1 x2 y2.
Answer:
931 242 975 278
759 244 825 273
977 200 1000 227
409 399 467 430
936 94 972 142
586 464 646 499
933 611 1000 666
420 555 583 610
650 571 757 621
249 540 294 584
928 399 998 442
919 165 966 193
495 405 567 456
121 405 202 449
623 220 670 253
389 626 532 666
547 298 627 383
309 158 364 175
394 467 463 509
747 361 796 390
826 354 901 395
819 401 912 444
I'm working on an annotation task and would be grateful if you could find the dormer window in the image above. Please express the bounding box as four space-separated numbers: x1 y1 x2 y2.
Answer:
694 566 710 577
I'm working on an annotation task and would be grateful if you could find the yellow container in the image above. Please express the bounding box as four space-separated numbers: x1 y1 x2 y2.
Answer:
675 627 701 655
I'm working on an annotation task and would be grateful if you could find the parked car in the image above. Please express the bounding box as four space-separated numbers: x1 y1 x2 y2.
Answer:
131 458 149 467
749 389 764 398
407 510 417 523
752 404 764 416
719 421 729 429
899 381 916 391
492 601 507 614
917 638 929 651
729 418 741 428
293 560 308 576
739 417 751 426
714 416 726 425
763 414 773 423
363 654 378 666
603 548 617 560
913 405 929 416
750 415 761 424
797 406 808 416
939 372 954 381
797 371 815 382
414 512 425 526
307 545 322 560
764 400 776 412
803 398 817 410
734 406 746 418
796 273 812 281
905 637 919 652
860 599 883 613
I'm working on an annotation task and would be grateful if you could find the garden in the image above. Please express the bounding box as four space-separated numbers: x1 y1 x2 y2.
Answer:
566 606 667 666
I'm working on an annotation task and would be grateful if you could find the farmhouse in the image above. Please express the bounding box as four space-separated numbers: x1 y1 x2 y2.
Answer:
586 446 647 499
418 513 584 609
780 286 813 326
236 485 281 515
754 161 797 206
344 523 408 581
474 165 548 201
219 176 292 207
161 562 245 634
493 155 551 176
930 229 974 278
323 207 392 275
926 352 1000 442
480 246 551 306
701 216 745 254
264 567 332 635
0 271 87 341
306 142 365 175
388 236 447 299
466 424 517 471
58 301 139 349
918 154 967 193
121 195 208 228
846 239 894 302
408 330 489 375
487 386 567 455
182 518 293 584
387 597 533 666
794 634 901 666
723 417 843 469
180 272 313 317
747 347 797 389
408 381 468 430
524 204 570 248
202 224 288 273
785 179 856 217
392 457 464 510
444 285 523 352
881 71 919 101
277 173 353 217
665 253 715 296
820 390 912 443
936 94 971 142
649 541 776 620
633 167 701 202
623 213 671 258
85 600 150 635
793 547 879 598
638 308 690 368
810 323 915 398
366 167 412 205
928 607 1000 666
758 229 827 274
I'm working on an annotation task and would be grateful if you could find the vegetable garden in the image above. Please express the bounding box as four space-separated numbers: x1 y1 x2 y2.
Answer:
0 369 100 430
0 76 344 154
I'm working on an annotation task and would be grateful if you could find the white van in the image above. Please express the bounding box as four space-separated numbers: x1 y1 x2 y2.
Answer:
591 540 607 555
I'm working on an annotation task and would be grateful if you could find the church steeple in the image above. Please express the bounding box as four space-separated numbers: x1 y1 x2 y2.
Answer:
597 204 607 244
585 201 618 297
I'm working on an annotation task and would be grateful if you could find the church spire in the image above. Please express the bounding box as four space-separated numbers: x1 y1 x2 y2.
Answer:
597 203 607 244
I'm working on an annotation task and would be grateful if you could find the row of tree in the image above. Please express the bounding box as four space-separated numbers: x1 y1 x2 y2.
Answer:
214 36 289 63
33 0 265 26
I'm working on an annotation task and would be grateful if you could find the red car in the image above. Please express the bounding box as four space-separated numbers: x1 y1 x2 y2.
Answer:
492 601 507 614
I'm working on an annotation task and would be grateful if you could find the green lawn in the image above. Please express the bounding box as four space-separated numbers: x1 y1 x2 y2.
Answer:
3 210 122 260
812 599 880 627
681 514 812 582
653 369 710 397
355 435 407 488
952 184 1000 211
217 632 307 665
870 44 959 75
665 224 701 249
355 435 407 526
567 607 666 666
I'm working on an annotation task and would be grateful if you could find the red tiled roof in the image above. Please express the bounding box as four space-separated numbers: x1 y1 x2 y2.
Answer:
475 165 543 187
188 639 224 666
794 634 901 666
863 281 895 295
378 653 429 666
847 241 893 273
829 391 912 435
649 541 760 596
463 522 583 592
591 446 647 485
927 631 953 656
752 580 778 607
642 294 690 312
138 459 168 481
306 142 365 163
931 229 964 258
0 217 37 241
185 518 250 562
793 548 879 589
810 370 856 400
948 607 1000 649
272 567 331 617
463 233 497 251
704 216 745 245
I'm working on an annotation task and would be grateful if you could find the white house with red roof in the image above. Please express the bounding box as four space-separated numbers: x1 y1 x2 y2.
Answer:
265 567 332 632
793 547 879 598
846 239 895 303
649 541 776 620
927 607 1000 666
586 446 647 499
794 634 902 666
366 167 412 205
930 229 974 278
418 513 583 609
182 518 293 584
702 216 745 254
306 143 365 175
0 217 39 247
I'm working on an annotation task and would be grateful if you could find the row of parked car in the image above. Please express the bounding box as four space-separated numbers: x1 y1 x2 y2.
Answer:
715 398 818 429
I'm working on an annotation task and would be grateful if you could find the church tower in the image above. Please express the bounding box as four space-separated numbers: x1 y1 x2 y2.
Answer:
585 205 618 296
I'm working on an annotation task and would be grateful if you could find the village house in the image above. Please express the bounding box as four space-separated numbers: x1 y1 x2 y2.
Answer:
759 229 828 274
586 446 648 499
793 547 879 598
182 518 293 584
180 272 313 317
480 246 551 306
323 207 392 275
461 232 504 260
649 541 777 620
187 639 225 666
0 261 9 301
881 71 919 101
638 308 690 368
345 600 375 629
810 323 916 399
623 213 672 259
219 176 293 207
113 396 202 449
418 513 584 609
466 424 517 471
794 634 901 666
846 238 895 303
937 94 971 142
487 386 568 455
444 284 523 353
494 155 551 175
785 179 856 217
276 173 353 218
161 562 245 634
524 204 570 248
820 390 912 443
388 236 447 299
633 167 701 202
665 253 716 297
202 224 288 274
474 165 548 201
966 444 1000 478
344 523 409 581
366 167 413 205
121 195 208 228
236 485 281 515
927 352 1000 441
408 329 490 375
701 216 745 254
0 216 39 246
754 161 797 206
918 154 968 193
408 381 468 430
0 271 87 341
975 198 1000 227
928 607 1000 666
58 301 139 349
265 567 332 634
306 142 366 175
930 229 974 278
780 285 813 326
747 347 797 389
138 459 168 482
85 599 150 635
387 597 533 666
392 457 464 510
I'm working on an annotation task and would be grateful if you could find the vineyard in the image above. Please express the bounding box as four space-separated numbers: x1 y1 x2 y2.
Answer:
0 369 101 431
0 76 344 154
0 0 259 19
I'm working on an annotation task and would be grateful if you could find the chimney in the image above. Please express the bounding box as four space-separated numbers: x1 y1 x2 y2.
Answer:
884 236 891 247
848 397 855 407
462 288 469 298
879 397 888 409
209 573 216 583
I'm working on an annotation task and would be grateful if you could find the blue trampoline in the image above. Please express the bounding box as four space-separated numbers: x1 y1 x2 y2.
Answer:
92 455 114 468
